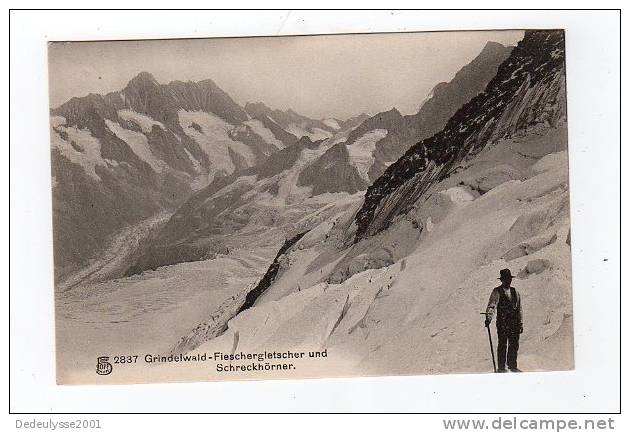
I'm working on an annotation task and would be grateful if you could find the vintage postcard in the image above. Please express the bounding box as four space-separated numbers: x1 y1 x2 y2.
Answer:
49 29 573 384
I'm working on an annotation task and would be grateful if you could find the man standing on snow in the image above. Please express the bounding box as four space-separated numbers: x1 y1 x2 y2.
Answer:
485 269 523 372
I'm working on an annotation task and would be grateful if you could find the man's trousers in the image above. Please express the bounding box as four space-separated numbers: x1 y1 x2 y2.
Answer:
497 326 520 370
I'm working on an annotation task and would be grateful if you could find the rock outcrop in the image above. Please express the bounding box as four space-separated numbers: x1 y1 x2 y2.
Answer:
297 142 368 195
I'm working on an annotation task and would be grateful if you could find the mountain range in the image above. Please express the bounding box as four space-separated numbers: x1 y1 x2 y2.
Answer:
117 41 512 277
51 40 512 282
50 73 364 280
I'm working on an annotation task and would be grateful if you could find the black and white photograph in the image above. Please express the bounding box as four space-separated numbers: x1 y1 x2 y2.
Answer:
48 29 573 384
8 6 624 422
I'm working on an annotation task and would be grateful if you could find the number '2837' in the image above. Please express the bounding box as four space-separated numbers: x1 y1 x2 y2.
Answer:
113 355 138 364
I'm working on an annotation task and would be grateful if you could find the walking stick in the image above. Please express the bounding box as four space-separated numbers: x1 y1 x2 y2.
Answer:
480 312 497 373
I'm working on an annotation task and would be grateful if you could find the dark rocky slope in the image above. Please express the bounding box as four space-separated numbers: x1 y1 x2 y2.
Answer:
355 30 567 240
297 142 368 195
237 231 308 313
407 41 514 140
256 114 300 148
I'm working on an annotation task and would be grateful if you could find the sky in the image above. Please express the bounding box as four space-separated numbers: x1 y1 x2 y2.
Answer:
48 30 524 120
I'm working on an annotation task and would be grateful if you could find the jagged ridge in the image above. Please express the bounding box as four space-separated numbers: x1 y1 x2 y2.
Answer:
355 30 566 240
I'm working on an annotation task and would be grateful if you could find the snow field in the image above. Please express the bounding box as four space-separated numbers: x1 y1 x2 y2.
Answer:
244 119 285 150
118 109 165 133
346 129 388 182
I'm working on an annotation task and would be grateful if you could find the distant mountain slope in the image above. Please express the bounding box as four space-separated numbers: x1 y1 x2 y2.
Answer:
297 142 368 195
355 30 566 240
407 41 515 139
340 41 513 182
337 113 371 130
124 124 368 276
244 102 336 141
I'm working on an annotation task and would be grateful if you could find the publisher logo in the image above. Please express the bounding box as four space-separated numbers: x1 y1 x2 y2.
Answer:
96 356 113 375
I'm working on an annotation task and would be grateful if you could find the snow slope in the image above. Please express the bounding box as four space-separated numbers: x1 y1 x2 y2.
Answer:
58 124 571 384
50 119 106 180
118 109 166 133
193 126 573 378
243 119 285 150
179 110 256 177
55 244 277 384
346 129 388 182
286 124 333 141
322 118 341 130
105 119 165 172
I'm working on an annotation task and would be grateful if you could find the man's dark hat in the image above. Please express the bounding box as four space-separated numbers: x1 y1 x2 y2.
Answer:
498 268 513 280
